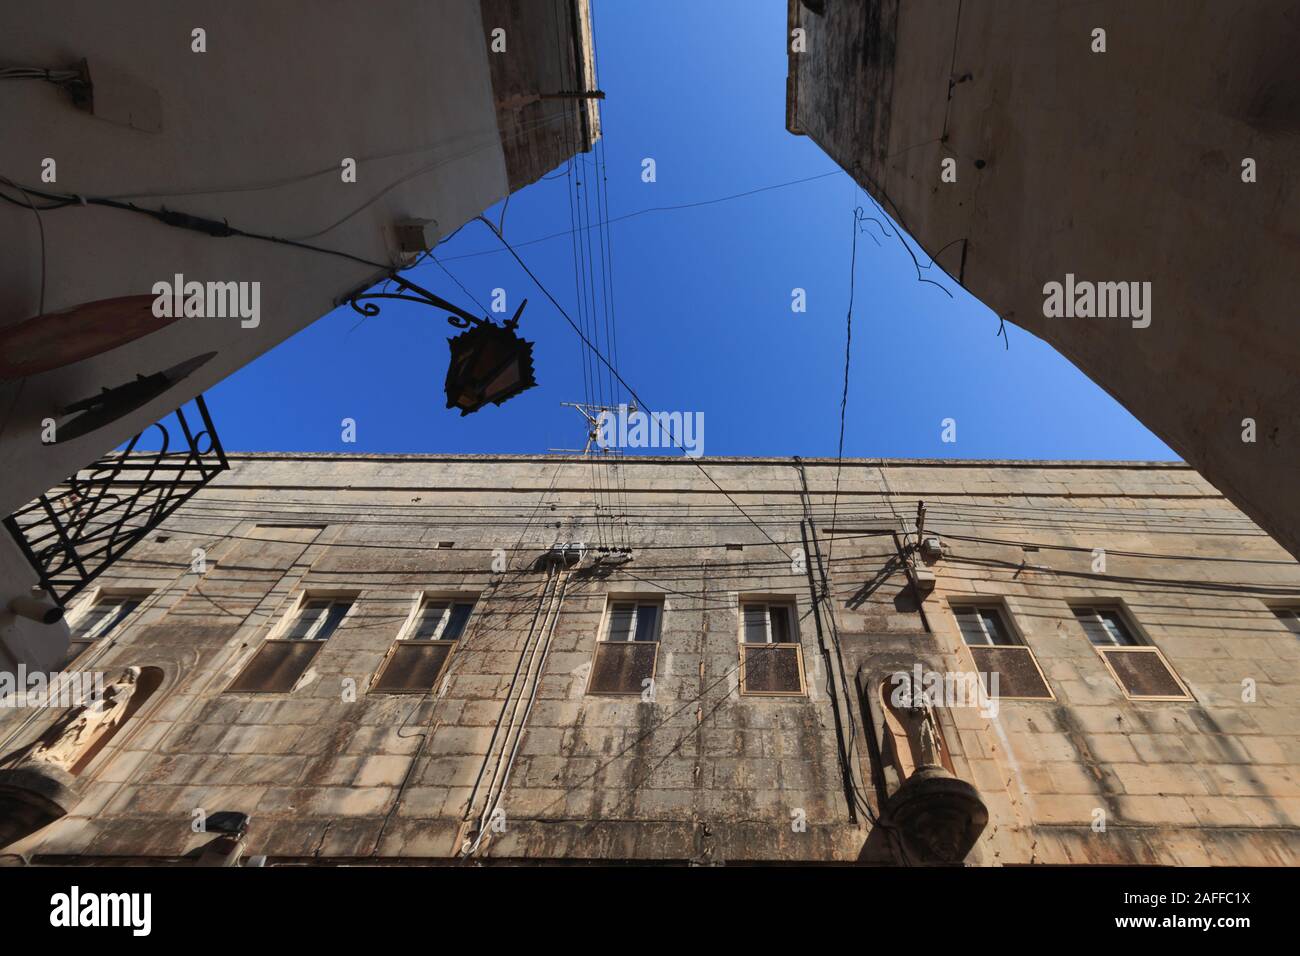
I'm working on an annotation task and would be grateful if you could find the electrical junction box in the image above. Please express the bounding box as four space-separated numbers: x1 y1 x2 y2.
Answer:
538 542 585 569
72 59 163 133
394 218 439 254
920 536 944 562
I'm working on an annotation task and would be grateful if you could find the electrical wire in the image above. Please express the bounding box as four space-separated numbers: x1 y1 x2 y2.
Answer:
587 9 634 554
0 66 81 83
0 177 47 315
437 169 847 262
467 215 794 560
367 465 564 857
0 176 46 445
795 461 879 823
463 567 569 859
826 207 867 581
558 51 607 552
83 110 562 203
0 177 391 270
429 255 488 315
285 113 568 241
112 489 1273 544
103 499 1265 547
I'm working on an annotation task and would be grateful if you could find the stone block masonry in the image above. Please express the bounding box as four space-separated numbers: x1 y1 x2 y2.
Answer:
2 453 1296 865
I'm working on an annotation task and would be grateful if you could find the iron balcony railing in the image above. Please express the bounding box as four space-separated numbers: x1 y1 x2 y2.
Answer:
4 394 228 606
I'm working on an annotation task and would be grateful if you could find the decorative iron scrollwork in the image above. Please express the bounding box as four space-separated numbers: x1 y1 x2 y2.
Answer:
4 395 229 606
343 274 526 330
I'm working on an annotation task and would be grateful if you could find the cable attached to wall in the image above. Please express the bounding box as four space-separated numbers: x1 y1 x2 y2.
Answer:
795 456 879 827
0 177 392 271
0 65 84 89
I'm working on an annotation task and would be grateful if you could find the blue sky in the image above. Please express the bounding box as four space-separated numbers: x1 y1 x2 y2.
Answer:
207 0 1175 462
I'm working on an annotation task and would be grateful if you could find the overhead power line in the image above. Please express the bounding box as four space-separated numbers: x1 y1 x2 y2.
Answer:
438 169 847 262
826 207 867 578
468 214 794 560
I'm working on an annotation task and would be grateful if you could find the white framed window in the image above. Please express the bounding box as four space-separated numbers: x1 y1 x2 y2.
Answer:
605 601 661 643
1070 602 1192 701
952 605 1016 646
228 593 355 693
1072 605 1141 647
373 595 476 693
71 595 142 641
277 597 352 641
739 599 805 696
63 591 148 668
950 602 1053 700
587 598 662 695
406 599 475 642
742 602 795 645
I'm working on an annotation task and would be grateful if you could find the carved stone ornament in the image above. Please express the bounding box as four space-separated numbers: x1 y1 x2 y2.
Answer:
0 667 143 849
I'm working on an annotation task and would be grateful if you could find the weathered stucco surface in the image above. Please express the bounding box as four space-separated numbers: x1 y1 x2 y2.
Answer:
0 0 597 673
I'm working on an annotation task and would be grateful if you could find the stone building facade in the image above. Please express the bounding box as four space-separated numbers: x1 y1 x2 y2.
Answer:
0 1 600 669
1 453 1298 865
784 0 1300 562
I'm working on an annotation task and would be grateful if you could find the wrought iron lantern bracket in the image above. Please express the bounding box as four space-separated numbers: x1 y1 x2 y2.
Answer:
344 274 526 331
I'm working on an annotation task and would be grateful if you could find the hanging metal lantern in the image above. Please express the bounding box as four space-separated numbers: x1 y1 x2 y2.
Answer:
346 275 537 416
444 314 536 415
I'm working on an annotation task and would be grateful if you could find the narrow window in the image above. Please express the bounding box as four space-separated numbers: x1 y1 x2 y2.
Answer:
587 599 661 695
372 598 475 693
227 597 353 693
1071 604 1192 700
952 604 1053 700
281 598 350 641
739 600 805 696
63 594 144 668
1072 605 1140 647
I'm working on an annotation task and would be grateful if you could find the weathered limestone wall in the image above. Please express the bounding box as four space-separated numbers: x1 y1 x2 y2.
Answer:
785 0 1300 561
484 0 600 193
2 454 1297 865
